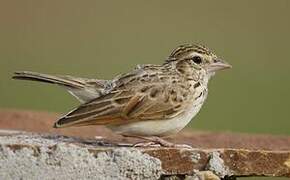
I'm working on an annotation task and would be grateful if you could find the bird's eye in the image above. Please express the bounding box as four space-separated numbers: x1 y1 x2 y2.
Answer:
192 56 202 64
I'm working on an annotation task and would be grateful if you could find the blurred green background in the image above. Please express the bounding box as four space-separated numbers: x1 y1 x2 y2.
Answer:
0 1 290 179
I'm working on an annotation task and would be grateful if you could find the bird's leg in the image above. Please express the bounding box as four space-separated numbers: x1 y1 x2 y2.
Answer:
122 135 192 148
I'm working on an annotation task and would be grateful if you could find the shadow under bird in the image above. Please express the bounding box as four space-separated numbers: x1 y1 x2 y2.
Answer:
13 43 231 147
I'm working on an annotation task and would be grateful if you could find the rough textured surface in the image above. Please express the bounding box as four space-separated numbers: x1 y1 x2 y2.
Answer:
0 131 290 179
206 152 232 178
0 133 162 180
0 109 290 179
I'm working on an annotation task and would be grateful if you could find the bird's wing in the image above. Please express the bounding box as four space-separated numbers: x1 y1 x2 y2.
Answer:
55 69 190 128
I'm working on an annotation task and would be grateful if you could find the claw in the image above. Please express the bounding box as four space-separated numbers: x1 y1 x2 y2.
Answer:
133 141 161 147
172 144 192 149
123 135 192 148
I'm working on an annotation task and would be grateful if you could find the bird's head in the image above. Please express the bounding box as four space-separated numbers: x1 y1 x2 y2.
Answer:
166 44 231 76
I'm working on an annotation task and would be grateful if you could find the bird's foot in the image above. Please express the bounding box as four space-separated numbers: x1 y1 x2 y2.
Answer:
133 141 161 147
148 136 192 148
172 144 192 149
125 135 192 148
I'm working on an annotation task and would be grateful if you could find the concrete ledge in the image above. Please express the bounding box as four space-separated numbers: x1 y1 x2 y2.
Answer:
0 109 290 179
0 131 290 180
0 132 163 180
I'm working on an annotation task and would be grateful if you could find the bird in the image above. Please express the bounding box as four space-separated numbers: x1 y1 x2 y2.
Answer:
13 43 231 147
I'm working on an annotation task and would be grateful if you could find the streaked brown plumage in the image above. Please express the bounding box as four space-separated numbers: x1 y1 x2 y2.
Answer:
13 43 231 146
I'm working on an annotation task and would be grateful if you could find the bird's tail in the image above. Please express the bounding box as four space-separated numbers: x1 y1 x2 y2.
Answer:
12 71 85 89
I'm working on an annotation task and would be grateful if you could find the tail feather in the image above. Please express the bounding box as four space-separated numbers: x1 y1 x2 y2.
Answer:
13 71 85 89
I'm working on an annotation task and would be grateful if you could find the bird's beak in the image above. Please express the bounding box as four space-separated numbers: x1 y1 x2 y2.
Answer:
207 58 232 73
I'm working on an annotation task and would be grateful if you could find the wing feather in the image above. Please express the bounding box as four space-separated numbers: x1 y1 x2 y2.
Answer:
54 68 191 128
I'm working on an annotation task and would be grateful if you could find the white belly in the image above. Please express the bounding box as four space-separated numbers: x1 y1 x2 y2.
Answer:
109 101 204 137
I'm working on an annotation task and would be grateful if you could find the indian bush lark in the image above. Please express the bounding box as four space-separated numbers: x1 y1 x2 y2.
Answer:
13 43 231 147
